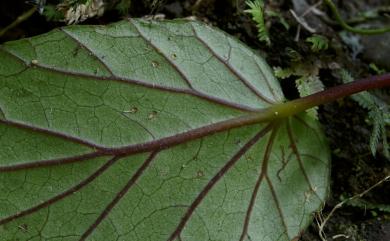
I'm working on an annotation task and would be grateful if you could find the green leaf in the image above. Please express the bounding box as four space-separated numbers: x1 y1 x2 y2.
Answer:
0 19 330 240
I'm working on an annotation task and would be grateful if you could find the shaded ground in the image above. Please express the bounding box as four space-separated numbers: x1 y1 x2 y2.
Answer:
1 0 389 240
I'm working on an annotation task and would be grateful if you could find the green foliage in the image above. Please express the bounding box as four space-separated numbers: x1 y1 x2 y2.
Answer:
306 35 329 52
339 69 389 158
43 4 65 22
296 76 324 119
369 63 386 75
285 47 303 62
323 0 390 35
26 0 46 13
274 50 324 119
40 0 105 24
274 66 294 79
244 1 289 46
266 9 290 30
65 0 90 6
0 19 330 240
244 0 271 46
346 198 390 214
115 0 132 14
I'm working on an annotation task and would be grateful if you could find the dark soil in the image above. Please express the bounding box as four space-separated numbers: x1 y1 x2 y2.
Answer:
1 0 389 240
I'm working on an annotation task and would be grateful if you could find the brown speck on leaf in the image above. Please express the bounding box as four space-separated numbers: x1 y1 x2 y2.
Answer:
151 61 159 68
130 107 138 113
246 156 254 161
148 111 157 120
18 224 28 232
197 170 204 177
124 107 138 114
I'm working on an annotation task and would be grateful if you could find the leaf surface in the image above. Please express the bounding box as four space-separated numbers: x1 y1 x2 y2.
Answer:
0 19 330 241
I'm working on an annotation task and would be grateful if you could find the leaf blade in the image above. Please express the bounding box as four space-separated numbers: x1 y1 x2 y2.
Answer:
0 19 329 241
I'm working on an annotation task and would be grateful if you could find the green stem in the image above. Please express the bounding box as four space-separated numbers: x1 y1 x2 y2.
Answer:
225 73 390 130
324 0 390 35
0 6 37 38
267 73 390 119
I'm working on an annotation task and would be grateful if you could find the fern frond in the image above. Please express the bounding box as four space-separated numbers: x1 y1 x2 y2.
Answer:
245 0 271 46
346 198 390 213
285 47 302 62
296 75 324 119
384 112 390 125
370 108 383 157
266 10 289 30
381 119 389 158
273 67 293 79
339 69 376 108
306 35 329 52
369 63 386 75
339 69 389 158
296 76 324 98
